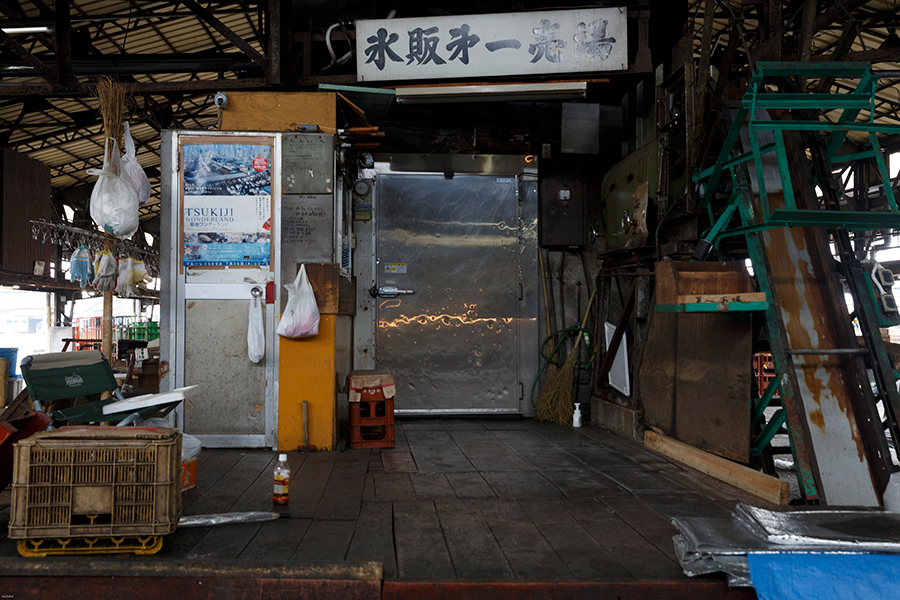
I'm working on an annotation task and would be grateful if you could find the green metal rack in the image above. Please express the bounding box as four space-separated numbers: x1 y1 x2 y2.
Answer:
699 61 900 245
693 62 900 504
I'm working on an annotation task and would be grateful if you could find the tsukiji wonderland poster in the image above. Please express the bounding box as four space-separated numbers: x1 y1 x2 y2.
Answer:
182 143 273 267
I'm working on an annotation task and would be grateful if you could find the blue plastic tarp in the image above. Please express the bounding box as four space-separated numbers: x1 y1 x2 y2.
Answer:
748 552 900 600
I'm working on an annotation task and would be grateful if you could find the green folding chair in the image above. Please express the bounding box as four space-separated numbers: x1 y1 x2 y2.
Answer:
20 350 195 426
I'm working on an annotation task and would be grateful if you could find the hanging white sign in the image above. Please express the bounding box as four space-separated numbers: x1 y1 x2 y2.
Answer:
356 8 627 82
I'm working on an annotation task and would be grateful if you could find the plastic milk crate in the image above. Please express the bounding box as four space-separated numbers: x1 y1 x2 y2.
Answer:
8 426 182 557
348 370 396 449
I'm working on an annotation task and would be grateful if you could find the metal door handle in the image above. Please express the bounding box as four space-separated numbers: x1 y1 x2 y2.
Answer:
370 286 414 298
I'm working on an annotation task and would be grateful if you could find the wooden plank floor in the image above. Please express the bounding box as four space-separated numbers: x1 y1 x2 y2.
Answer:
0 419 774 584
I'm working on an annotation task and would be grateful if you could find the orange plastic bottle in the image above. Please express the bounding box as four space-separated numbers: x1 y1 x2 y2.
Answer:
273 453 290 505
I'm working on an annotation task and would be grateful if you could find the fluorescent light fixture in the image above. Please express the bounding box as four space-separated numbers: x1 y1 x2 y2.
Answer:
395 82 587 104
2 26 51 34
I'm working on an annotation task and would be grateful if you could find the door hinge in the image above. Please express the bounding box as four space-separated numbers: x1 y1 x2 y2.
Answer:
519 382 524 400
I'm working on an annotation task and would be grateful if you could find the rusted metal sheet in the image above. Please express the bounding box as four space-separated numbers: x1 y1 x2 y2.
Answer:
763 218 878 505
0 577 381 600
0 577 756 600
746 123 881 505
383 581 757 600
0 560 383 600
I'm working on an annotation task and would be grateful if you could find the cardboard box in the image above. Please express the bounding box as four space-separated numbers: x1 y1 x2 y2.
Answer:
348 370 395 403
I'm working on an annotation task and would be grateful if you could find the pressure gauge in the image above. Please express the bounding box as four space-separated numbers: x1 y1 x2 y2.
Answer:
354 179 372 197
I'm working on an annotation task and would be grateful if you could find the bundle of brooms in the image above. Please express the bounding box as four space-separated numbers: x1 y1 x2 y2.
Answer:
536 286 597 425
95 77 131 148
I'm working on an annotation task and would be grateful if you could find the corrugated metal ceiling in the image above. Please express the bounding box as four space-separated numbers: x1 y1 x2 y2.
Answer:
0 1 898 225
692 0 900 145
1 1 262 218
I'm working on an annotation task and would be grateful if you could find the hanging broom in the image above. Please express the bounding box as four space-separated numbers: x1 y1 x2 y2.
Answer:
95 77 131 149
536 285 597 425
94 77 132 387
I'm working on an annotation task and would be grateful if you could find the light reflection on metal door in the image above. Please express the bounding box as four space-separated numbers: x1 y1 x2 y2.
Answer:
375 173 520 413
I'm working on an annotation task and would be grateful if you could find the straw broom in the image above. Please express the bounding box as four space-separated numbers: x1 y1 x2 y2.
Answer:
94 77 131 386
536 286 597 425
95 77 131 149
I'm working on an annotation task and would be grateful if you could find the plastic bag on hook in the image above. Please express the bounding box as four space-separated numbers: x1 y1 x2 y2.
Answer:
88 137 139 239
247 295 265 363
276 264 319 338
122 122 151 206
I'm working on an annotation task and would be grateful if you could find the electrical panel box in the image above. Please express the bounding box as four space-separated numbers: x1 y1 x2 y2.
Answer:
282 134 334 194
539 175 586 247
561 103 600 154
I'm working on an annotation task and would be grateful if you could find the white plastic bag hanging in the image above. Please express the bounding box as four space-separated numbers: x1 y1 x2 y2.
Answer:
276 264 319 338
121 122 151 206
248 294 265 363
87 137 140 239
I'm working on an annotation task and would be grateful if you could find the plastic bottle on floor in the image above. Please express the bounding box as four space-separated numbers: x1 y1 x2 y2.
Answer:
273 453 290 506
573 403 583 428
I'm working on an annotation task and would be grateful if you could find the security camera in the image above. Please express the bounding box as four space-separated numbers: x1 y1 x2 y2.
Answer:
214 92 228 109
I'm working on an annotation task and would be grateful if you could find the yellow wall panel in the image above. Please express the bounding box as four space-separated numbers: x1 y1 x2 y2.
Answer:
278 315 337 450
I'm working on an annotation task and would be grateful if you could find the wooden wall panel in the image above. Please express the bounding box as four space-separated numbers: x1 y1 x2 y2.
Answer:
640 259 754 463
674 313 752 462
0 149 52 276
220 92 338 132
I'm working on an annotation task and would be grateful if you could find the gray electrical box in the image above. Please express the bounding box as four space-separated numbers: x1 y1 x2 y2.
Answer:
561 103 600 154
540 175 586 247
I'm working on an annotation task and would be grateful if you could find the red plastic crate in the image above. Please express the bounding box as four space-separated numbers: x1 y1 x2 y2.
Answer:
347 370 396 449
349 397 395 449
349 423 395 449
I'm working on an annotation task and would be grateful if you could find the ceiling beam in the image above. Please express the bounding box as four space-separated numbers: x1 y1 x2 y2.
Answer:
54 0 76 87
0 28 56 83
0 73 358 97
0 0 57 51
267 0 281 85
821 47 900 63
813 0 870 31
181 0 267 70
0 54 259 76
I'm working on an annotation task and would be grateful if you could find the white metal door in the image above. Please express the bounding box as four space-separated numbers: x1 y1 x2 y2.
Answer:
163 132 280 448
